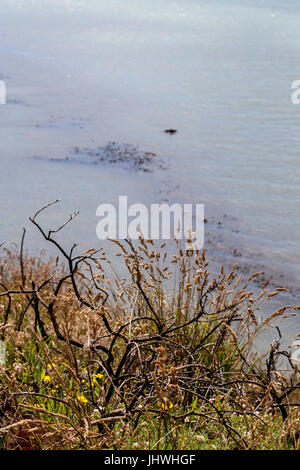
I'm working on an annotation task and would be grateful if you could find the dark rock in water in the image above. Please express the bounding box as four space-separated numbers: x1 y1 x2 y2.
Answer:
164 129 177 134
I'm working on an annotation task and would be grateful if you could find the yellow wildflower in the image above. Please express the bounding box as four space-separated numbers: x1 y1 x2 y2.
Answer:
91 373 103 386
43 375 51 383
158 401 174 410
77 394 88 403
93 373 103 380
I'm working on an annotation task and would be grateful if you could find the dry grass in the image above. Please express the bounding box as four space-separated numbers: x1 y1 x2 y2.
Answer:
0 203 300 450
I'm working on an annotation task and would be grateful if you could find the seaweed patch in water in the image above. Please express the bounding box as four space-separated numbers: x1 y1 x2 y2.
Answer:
64 142 167 172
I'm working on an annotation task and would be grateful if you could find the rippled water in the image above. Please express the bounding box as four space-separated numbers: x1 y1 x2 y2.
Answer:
0 0 299 342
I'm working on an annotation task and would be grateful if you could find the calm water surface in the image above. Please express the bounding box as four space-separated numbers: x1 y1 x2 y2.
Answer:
0 0 300 344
